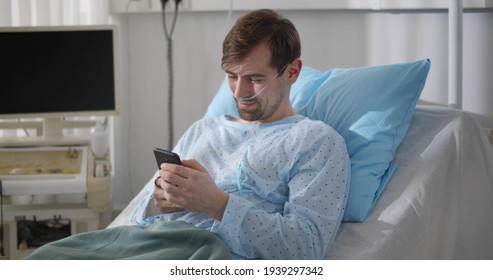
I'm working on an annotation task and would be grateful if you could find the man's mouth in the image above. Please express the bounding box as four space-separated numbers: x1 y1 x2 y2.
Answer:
237 100 257 109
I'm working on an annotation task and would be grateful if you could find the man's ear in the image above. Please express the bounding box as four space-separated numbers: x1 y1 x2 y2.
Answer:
286 58 302 85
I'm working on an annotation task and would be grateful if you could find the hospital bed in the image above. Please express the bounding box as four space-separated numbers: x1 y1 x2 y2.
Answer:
327 104 493 259
107 58 493 259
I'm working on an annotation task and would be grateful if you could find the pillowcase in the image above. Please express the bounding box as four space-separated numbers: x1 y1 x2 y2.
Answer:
205 59 431 222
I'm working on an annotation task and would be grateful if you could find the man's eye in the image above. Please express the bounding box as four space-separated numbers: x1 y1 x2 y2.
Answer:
249 78 264 84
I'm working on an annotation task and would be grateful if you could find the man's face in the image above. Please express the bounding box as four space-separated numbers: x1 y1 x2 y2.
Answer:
225 43 291 123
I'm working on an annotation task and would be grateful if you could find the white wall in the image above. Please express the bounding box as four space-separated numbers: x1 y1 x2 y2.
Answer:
110 9 493 210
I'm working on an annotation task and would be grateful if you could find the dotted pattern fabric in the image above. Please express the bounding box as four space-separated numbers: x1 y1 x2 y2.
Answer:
131 114 349 259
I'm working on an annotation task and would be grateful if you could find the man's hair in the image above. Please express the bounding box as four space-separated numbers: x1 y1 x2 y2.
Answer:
221 9 301 73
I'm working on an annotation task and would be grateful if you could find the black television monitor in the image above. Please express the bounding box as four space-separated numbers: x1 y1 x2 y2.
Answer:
0 25 120 143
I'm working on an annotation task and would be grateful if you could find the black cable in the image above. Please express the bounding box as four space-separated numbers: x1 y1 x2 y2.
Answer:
161 0 179 39
160 0 180 151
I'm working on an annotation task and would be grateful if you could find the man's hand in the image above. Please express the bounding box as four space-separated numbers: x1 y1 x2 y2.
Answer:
151 186 184 213
158 159 229 221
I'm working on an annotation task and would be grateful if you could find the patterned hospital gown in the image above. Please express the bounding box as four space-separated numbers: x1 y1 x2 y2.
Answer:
130 114 350 259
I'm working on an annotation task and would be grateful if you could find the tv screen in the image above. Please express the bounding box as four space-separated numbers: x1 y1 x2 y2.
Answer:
0 25 119 118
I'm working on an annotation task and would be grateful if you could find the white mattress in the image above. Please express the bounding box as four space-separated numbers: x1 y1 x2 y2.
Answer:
110 105 493 259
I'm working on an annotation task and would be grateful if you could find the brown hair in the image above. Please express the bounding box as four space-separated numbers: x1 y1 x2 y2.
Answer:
221 9 301 73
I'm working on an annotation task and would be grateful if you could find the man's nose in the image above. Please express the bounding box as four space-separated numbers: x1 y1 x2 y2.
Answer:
233 77 252 98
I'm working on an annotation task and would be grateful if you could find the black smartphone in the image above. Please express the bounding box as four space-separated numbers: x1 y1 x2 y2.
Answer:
153 148 182 168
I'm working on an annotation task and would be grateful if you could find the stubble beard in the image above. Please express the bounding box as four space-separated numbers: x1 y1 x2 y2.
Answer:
235 90 284 122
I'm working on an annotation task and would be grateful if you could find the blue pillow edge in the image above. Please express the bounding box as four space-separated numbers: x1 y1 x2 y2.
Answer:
385 58 431 163
342 59 432 222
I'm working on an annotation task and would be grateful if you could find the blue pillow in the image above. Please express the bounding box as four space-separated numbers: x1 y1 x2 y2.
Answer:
205 59 431 222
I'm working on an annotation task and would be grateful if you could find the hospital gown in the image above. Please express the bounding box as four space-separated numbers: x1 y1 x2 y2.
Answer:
131 114 350 259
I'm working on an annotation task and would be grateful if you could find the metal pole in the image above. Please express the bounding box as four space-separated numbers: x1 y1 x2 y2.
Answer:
448 0 463 109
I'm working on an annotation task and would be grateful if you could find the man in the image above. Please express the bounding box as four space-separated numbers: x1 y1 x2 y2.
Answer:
131 9 350 260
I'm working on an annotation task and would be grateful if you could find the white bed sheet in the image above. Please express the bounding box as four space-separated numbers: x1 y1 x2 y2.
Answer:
327 105 493 259
110 105 493 259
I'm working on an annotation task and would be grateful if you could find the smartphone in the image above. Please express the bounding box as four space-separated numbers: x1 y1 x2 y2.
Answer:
153 148 182 168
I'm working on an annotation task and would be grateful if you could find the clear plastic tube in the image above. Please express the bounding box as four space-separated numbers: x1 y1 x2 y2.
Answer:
231 65 288 101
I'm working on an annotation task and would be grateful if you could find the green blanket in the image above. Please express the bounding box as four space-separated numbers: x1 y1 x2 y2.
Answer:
26 221 232 260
